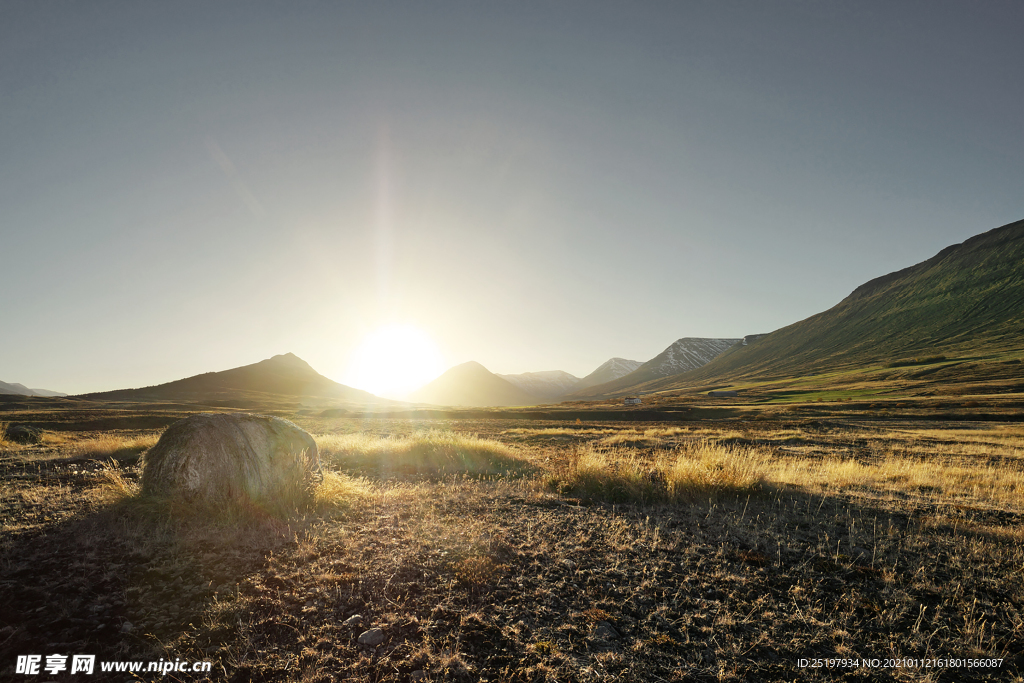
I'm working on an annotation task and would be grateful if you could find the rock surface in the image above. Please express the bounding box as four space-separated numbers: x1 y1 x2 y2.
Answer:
140 413 321 509
5 424 42 444
357 627 385 646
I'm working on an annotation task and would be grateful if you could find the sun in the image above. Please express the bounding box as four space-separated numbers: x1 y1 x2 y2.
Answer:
343 324 444 399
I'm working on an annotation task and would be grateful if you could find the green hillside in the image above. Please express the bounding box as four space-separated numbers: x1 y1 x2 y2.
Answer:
649 219 1024 391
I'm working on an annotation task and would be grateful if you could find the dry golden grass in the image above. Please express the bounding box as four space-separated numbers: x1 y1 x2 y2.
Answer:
547 440 768 503
314 430 535 477
38 431 73 447
0 429 160 461
538 424 1024 512
313 470 373 513
91 459 141 503
4 418 1024 681
770 450 1024 509
501 427 617 436
68 433 159 459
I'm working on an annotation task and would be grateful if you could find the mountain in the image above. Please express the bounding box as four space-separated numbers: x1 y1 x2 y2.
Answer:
571 358 644 393
410 361 541 407
497 370 580 400
80 353 379 404
29 388 68 397
649 218 1024 390
0 381 33 396
0 381 66 397
567 338 741 397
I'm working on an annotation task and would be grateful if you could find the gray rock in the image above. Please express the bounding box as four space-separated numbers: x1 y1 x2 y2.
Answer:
593 621 619 640
140 413 321 510
343 614 364 627
6 425 42 444
357 627 385 646
120 622 135 634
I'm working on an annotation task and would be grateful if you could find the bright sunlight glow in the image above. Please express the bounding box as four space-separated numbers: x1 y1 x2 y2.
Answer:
343 324 444 399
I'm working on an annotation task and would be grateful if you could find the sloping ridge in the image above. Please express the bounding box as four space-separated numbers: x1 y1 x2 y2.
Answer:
81 353 378 403
654 218 1024 387
498 370 580 400
568 338 740 398
571 358 644 393
0 381 35 396
0 380 68 397
411 361 541 407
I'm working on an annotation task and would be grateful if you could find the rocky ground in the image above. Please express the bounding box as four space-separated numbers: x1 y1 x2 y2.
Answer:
1 419 1022 682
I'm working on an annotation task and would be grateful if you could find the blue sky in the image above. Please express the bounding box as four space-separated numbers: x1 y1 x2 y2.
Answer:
2 1 1022 394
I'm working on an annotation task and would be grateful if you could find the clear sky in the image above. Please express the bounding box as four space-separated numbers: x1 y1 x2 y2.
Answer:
2 1 1022 396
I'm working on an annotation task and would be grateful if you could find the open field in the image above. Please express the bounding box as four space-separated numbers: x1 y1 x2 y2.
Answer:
1 409 1023 682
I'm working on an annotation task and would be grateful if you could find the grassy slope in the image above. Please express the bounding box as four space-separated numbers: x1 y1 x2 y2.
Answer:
640 219 1024 394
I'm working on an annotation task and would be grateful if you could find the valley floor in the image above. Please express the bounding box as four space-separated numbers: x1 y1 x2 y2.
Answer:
1 416 1022 682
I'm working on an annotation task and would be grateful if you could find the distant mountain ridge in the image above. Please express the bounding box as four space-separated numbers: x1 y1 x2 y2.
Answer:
0 380 67 397
410 361 541 407
566 338 741 397
498 370 580 400
412 357 656 407
80 353 379 404
571 358 644 393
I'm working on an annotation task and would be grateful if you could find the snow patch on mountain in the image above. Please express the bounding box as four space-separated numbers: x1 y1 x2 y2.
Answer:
599 358 644 378
640 338 741 377
572 357 645 392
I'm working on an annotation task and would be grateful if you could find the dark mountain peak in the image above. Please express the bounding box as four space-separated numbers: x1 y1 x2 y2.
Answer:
410 361 539 407
79 353 377 404
265 352 312 368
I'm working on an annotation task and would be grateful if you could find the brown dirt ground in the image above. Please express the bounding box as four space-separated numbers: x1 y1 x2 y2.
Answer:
1 417 1022 682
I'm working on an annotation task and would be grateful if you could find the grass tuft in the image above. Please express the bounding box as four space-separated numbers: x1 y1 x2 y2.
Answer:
313 470 372 514
548 440 767 504
315 430 535 478
71 433 160 460
92 459 141 504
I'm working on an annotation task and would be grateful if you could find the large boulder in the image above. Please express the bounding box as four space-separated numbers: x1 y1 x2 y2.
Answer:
5 424 43 444
141 413 321 510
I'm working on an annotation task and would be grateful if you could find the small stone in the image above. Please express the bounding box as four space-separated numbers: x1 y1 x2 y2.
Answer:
357 627 385 646
120 622 135 634
593 622 619 640
410 671 426 682
343 614 363 627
